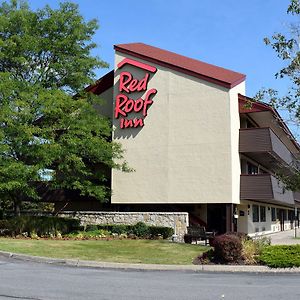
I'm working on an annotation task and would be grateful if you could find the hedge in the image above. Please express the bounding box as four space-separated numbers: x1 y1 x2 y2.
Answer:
89 223 174 239
259 245 300 268
0 216 80 236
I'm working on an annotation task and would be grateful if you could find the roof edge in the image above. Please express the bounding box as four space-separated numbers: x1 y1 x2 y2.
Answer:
114 45 245 89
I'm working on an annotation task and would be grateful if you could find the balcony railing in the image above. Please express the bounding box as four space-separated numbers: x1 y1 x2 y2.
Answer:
239 127 298 172
240 174 295 206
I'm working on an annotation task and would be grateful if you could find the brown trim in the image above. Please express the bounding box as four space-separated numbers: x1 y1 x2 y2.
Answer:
114 44 245 89
85 70 114 95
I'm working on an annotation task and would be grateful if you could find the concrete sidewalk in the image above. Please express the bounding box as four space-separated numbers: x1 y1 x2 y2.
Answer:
265 229 300 245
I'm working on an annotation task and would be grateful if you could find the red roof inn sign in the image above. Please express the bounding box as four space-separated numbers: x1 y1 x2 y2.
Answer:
114 58 157 129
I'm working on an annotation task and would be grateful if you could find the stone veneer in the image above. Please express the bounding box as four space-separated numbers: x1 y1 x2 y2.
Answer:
58 211 189 242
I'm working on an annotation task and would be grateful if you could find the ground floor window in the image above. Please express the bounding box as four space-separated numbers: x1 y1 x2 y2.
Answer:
252 204 266 222
271 207 276 221
260 206 266 222
252 205 259 222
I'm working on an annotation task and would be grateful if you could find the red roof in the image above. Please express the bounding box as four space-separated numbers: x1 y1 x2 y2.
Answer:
238 94 272 113
114 43 246 89
85 70 114 95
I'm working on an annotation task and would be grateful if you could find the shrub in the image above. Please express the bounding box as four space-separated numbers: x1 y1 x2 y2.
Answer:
259 245 300 268
149 226 174 239
132 222 149 237
213 234 243 263
85 225 98 232
183 234 193 244
95 223 173 239
241 239 257 264
111 224 128 235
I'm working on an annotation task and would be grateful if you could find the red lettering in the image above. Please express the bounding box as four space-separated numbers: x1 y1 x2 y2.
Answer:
142 88 157 117
119 72 132 92
116 67 157 129
124 99 134 112
119 72 150 93
115 94 128 118
134 99 144 112
120 118 144 129
137 73 149 91
128 79 138 91
134 118 144 127
123 119 133 128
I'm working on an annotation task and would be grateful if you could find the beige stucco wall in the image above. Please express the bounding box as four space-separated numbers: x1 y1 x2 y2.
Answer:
111 51 244 205
229 82 245 204
94 86 113 118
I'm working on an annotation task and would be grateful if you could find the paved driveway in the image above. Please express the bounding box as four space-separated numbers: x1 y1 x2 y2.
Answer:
266 229 300 245
1 256 300 300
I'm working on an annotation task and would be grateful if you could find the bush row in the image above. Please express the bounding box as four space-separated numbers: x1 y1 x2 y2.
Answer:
85 222 174 239
0 216 80 236
195 232 272 265
0 218 174 240
259 245 300 268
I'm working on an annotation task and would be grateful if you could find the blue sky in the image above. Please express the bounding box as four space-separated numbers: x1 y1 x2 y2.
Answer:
27 0 298 132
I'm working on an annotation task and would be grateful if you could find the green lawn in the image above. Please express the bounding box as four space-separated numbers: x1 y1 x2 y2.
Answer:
0 238 208 265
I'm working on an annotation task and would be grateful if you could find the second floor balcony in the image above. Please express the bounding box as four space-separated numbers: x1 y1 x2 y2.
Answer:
240 174 295 206
239 127 299 173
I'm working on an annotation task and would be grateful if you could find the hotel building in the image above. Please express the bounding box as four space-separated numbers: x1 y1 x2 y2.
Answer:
58 43 300 236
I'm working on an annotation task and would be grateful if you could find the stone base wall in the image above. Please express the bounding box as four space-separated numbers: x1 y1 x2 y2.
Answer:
58 211 189 242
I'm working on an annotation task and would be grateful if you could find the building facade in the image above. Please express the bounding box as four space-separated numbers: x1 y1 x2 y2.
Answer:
63 43 300 236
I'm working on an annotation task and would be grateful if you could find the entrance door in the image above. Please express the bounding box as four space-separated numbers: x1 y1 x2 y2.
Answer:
279 209 285 231
207 204 227 234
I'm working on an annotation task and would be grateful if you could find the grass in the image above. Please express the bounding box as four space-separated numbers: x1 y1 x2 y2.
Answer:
0 238 209 265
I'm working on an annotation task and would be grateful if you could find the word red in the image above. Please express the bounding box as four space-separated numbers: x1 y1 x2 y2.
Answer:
119 72 149 93
115 67 157 129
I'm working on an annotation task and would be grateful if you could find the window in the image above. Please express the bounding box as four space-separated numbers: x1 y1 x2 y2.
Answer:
284 210 288 221
277 209 281 220
253 205 259 222
247 162 258 175
260 206 266 222
271 207 276 221
288 210 293 221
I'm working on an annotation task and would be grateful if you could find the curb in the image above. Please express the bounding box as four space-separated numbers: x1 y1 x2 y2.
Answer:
1 250 300 273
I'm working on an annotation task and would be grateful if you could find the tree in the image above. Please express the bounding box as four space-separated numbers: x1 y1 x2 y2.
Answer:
0 0 127 215
257 0 300 191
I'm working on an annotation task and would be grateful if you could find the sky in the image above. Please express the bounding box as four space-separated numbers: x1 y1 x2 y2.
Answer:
26 0 298 135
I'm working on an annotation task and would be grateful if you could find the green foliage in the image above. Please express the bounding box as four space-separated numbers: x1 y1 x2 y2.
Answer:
85 225 99 232
66 229 109 239
241 236 270 264
254 0 300 190
259 245 300 268
148 226 174 239
111 224 128 235
131 222 149 237
90 223 174 239
0 216 80 236
213 234 243 263
0 0 128 212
